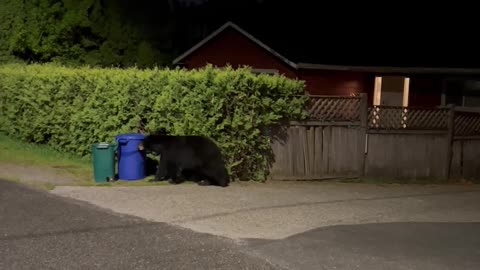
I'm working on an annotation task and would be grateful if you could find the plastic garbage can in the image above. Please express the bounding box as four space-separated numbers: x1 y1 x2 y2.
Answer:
115 133 145 180
91 142 116 183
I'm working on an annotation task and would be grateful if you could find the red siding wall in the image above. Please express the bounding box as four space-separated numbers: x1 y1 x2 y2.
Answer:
298 69 375 100
181 28 297 79
180 27 376 98
180 27 443 107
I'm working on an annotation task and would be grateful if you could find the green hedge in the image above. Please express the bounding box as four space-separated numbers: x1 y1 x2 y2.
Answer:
0 63 307 180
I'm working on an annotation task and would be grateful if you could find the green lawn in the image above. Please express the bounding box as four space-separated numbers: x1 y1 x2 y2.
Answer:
0 132 170 188
0 132 93 181
0 133 89 166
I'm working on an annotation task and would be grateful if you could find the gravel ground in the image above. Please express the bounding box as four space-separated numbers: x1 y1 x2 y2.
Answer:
51 181 480 240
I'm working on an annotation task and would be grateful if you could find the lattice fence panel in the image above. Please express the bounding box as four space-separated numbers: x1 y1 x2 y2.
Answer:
368 106 449 130
455 111 480 136
307 96 360 121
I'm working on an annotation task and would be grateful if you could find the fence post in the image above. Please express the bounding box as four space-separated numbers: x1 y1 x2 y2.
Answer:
445 104 455 181
358 93 368 177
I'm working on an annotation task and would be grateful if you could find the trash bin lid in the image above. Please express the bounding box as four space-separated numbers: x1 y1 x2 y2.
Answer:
91 142 115 149
115 133 145 141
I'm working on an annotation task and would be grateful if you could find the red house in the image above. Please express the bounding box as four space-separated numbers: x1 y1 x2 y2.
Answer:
173 21 480 108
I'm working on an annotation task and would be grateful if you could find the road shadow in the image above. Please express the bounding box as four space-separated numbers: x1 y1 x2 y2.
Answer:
244 222 480 270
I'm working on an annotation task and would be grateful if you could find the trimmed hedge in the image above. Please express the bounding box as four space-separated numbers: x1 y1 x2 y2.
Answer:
0 63 307 180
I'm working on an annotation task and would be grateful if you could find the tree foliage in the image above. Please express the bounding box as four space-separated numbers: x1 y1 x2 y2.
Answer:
0 0 172 67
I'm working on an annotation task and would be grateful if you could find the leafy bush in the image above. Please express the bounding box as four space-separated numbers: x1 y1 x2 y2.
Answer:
0 63 307 180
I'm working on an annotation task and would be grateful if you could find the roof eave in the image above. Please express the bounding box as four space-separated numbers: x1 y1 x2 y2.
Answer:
297 63 480 75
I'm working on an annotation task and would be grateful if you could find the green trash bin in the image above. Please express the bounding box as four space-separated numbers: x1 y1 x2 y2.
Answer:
91 142 117 183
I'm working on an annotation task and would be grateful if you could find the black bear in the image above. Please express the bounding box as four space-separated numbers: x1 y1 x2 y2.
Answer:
138 133 229 187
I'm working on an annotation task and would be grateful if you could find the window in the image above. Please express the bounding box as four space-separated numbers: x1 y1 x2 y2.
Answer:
443 79 480 108
251 68 279 75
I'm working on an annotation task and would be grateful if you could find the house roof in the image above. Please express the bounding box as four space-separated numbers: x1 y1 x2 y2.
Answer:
172 21 297 69
173 21 480 75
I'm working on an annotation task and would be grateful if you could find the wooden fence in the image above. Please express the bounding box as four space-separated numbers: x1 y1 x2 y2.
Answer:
451 109 480 179
268 94 480 181
268 95 366 180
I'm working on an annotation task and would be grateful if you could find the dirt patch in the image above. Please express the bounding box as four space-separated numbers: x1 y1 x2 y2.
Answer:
0 163 81 185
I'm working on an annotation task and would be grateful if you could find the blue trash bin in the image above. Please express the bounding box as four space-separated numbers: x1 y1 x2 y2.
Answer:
115 133 145 180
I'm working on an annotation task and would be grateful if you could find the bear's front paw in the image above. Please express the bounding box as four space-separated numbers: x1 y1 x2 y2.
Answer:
197 179 211 186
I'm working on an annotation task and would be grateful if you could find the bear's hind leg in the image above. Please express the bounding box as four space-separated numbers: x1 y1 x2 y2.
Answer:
154 156 168 181
199 164 229 187
168 163 187 184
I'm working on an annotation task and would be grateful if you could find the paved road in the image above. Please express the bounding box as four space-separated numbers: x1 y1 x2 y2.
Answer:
52 182 480 270
0 180 277 270
245 222 480 270
3 180 480 270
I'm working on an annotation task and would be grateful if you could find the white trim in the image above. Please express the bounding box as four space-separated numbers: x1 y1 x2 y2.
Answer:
373 76 382 106
172 21 298 69
172 22 232 65
403 77 410 107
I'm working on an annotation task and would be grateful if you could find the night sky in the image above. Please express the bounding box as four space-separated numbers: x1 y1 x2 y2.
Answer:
166 1 480 68
53 0 480 68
